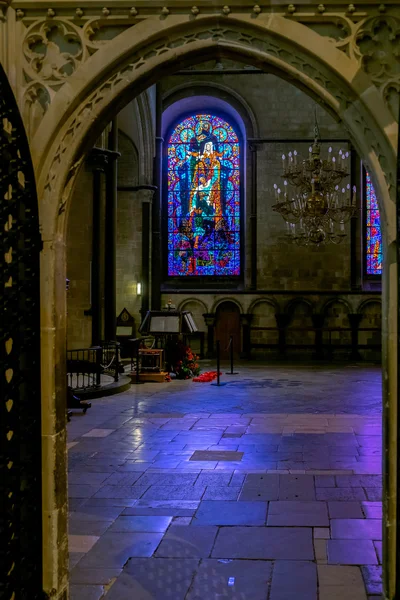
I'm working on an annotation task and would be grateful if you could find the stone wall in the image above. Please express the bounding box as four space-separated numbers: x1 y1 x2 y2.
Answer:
256 140 351 290
163 291 382 362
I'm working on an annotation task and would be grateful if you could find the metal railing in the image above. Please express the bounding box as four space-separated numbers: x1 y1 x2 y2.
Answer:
66 346 102 390
99 341 121 382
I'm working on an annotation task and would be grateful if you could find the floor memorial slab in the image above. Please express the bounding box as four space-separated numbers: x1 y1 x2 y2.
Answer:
193 500 267 526
212 526 314 560
67 364 382 599
267 501 329 527
189 450 244 461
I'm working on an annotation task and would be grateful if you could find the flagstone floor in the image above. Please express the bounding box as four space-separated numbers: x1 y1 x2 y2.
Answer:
67 363 382 600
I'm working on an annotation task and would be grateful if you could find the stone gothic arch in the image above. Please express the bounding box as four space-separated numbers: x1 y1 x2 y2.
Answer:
26 13 398 599
162 81 259 138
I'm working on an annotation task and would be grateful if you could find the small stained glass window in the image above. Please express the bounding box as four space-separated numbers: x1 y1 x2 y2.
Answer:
365 172 382 276
167 113 240 276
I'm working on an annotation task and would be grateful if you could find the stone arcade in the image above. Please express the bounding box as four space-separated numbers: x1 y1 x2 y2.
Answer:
0 1 399 599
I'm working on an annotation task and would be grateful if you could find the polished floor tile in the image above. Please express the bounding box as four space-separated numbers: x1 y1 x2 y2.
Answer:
155 525 218 558
68 364 382 599
193 500 267 526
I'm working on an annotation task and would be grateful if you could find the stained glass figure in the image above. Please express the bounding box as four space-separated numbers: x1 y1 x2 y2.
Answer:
167 114 240 276
365 172 382 275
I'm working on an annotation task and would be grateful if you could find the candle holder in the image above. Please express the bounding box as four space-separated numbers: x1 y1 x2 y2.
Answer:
272 116 357 246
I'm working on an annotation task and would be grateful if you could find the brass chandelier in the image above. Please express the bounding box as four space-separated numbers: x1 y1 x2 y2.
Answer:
272 121 357 245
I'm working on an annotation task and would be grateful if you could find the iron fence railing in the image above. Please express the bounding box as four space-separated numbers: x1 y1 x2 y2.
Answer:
66 346 102 390
100 340 121 382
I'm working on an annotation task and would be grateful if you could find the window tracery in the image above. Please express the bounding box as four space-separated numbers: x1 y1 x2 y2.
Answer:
365 172 382 276
166 113 241 277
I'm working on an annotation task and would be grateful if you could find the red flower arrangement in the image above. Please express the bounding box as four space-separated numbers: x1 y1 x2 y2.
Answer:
193 371 222 383
174 344 200 380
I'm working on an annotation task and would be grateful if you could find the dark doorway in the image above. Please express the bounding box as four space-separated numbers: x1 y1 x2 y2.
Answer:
215 301 241 359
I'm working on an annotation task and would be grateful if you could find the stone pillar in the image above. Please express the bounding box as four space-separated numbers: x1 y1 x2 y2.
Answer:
347 313 362 361
104 119 120 341
248 142 260 290
86 148 109 346
131 186 157 318
0 1 13 80
203 313 216 358
41 239 69 599
240 313 253 359
275 313 290 358
151 84 163 310
350 144 362 290
312 314 325 360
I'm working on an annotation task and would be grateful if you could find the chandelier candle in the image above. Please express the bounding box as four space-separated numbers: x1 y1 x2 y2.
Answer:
272 123 357 245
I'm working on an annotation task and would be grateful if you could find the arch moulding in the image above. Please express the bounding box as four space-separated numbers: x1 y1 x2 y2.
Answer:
31 13 398 600
248 297 280 314
162 81 259 138
212 297 244 315
178 298 209 315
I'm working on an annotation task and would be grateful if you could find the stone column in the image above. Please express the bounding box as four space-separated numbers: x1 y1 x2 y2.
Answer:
203 313 216 358
275 313 290 358
312 314 325 360
86 148 109 346
248 142 260 290
131 186 157 318
240 313 253 359
347 313 362 361
0 1 13 78
151 84 163 310
104 119 120 341
350 144 362 290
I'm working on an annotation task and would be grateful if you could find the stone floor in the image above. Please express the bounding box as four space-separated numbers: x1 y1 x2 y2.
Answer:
67 363 383 600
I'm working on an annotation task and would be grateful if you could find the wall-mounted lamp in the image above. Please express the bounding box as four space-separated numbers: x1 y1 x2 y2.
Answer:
136 282 142 296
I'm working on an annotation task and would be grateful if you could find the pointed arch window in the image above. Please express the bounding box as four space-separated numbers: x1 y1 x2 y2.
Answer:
166 113 241 277
365 171 382 276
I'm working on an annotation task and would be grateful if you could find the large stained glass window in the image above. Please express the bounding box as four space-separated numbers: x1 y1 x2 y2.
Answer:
365 172 382 275
167 114 240 276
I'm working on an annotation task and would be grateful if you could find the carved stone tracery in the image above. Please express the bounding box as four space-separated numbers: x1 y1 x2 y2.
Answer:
23 20 85 83
20 15 142 133
355 15 400 119
15 4 400 133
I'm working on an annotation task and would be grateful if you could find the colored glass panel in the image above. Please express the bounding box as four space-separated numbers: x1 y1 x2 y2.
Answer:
167 114 240 276
366 172 382 275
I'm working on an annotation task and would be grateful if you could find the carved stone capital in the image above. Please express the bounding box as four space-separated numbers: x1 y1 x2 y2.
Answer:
130 185 157 203
311 314 325 328
240 313 253 326
203 313 216 327
86 147 110 172
275 313 290 329
347 313 363 329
